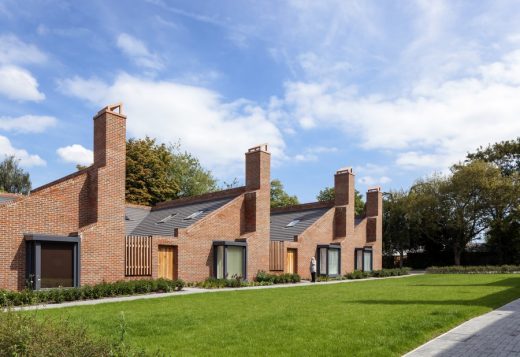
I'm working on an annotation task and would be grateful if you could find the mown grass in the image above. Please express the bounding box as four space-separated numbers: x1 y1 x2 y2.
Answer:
34 274 520 356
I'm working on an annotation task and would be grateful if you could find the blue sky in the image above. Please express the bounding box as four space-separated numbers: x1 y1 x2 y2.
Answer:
1 0 520 202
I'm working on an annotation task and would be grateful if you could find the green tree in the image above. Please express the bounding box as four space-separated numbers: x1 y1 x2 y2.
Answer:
168 143 218 198
126 137 178 205
271 179 299 208
479 166 520 264
467 137 520 176
467 139 520 263
0 156 31 194
410 162 498 265
383 190 420 267
126 137 218 205
316 187 365 215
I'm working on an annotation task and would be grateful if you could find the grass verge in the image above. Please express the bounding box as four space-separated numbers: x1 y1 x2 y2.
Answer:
32 274 520 356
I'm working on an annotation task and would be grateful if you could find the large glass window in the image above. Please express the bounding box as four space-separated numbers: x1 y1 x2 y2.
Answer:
355 248 373 272
319 247 327 274
328 249 339 276
317 245 341 276
363 250 372 272
213 241 247 280
226 246 244 278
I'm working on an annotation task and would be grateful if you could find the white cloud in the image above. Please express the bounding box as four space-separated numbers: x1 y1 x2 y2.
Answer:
289 146 338 162
116 33 164 70
0 34 47 65
0 135 45 166
280 49 520 171
0 65 45 101
0 115 56 133
358 175 391 186
58 73 285 175
56 144 93 166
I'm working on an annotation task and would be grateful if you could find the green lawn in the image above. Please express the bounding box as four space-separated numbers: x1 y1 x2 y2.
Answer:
34 274 520 356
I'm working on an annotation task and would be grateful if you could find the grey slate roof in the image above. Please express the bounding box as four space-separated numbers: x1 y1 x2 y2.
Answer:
127 196 234 236
125 206 151 235
270 207 331 241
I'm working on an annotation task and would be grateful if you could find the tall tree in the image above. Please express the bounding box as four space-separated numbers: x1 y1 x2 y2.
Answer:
467 139 520 263
467 137 520 176
383 190 419 267
0 156 31 194
271 179 299 208
126 137 218 205
410 162 495 265
316 187 365 215
126 137 178 205
479 166 520 264
168 143 218 198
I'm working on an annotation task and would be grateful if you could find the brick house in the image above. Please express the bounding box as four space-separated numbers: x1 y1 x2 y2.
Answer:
0 104 382 291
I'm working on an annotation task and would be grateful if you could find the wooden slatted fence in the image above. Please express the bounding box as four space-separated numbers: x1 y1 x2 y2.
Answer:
269 240 284 271
125 235 152 276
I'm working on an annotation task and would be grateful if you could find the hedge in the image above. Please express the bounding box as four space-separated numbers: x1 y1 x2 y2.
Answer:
426 265 520 274
255 271 301 284
345 268 411 280
0 278 184 307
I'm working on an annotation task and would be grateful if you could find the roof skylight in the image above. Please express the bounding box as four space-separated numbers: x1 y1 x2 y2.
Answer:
286 219 300 227
184 210 204 220
157 213 176 224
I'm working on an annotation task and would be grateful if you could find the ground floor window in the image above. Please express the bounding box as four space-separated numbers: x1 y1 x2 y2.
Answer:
317 244 341 276
25 234 80 289
213 241 247 280
355 247 373 272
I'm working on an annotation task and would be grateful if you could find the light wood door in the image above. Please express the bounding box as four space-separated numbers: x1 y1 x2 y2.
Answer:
158 245 175 280
286 249 297 274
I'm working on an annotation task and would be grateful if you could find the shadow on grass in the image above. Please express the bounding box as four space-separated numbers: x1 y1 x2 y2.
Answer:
410 277 520 288
352 277 520 309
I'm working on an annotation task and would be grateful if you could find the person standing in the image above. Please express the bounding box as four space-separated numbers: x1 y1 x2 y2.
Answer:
310 257 317 282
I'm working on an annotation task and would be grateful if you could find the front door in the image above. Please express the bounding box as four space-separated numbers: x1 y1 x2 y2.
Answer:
286 249 297 274
158 245 175 280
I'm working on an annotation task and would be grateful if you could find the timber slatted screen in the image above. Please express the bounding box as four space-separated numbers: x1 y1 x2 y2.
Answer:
269 241 284 271
125 236 152 276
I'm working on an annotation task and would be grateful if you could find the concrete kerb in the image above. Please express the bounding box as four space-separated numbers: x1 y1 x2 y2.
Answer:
11 273 423 312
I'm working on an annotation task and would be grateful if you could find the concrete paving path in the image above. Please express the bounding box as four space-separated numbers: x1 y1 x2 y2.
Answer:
13 273 420 311
404 298 520 357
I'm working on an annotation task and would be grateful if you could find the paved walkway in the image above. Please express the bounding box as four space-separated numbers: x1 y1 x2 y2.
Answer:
13 273 420 311
405 298 520 357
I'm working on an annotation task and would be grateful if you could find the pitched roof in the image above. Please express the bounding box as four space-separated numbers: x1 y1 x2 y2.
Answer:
270 206 331 241
125 205 151 235
126 196 235 236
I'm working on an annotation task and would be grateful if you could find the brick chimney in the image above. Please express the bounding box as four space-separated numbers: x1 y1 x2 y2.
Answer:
90 103 127 224
244 144 271 232
81 104 127 285
244 144 271 277
334 167 355 239
366 186 382 243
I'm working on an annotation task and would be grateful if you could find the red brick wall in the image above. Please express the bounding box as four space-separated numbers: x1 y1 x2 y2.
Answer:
0 107 127 290
269 172 383 279
146 146 272 283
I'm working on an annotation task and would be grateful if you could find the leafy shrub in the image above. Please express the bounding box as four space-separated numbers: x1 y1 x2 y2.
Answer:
196 277 249 289
255 271 301 284
0 278 185 307
344 268 411 280
345 270 371 279
0 309 148 356
426 265 520 274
